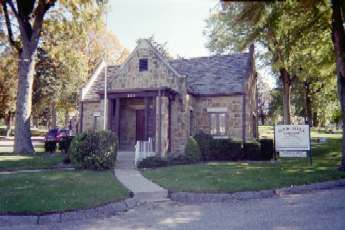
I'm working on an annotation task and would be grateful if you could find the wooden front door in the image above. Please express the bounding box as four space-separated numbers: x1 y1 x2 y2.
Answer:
136 110 145 141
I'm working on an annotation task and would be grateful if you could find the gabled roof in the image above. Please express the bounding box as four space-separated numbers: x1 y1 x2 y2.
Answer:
169 53 251 95
81 40 254 101
81 65 120 101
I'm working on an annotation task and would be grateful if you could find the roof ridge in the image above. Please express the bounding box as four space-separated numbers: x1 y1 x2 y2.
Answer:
169 52 250 62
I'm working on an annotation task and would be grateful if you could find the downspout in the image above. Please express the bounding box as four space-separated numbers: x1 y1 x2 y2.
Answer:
242 94 246 145
80 101 84 133
157 89 162 156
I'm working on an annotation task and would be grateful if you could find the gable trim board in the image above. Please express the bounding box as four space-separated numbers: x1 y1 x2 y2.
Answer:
79 39 258 155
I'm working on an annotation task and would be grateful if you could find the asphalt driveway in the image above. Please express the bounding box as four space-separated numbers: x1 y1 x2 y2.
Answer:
1 188 345 230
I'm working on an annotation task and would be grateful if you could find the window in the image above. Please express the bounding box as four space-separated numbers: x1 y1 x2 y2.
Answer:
139 58 148 72
209 113 226 136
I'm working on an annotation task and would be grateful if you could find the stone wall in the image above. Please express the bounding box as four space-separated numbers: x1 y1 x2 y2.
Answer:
156 96 169 157
82 101 104 131
191 96 244 140
110 42 186 93
169 93 190 155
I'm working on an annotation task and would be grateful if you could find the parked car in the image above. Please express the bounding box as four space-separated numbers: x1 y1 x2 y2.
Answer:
44 128 70 143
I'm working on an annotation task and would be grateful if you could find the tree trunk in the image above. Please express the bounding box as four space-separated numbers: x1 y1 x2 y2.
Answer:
64 109 69 128
51 101 57 129
5 112 12 137
331 0 345 171
304 82 313 126
280 68 291 125
14 48 35 154
260 109 265 125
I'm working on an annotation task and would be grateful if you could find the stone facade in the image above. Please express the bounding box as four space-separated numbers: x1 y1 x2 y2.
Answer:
80 39 257 156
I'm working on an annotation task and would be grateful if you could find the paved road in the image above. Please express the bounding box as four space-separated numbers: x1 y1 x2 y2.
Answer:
1 188 345 230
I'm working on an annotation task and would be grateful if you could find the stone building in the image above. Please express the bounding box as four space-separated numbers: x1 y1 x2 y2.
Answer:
79 39 258 156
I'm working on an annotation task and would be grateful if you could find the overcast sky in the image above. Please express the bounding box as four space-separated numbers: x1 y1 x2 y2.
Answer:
108 0 218 58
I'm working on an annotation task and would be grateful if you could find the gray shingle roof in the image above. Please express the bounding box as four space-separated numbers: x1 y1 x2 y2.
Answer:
82 65 120 101
82 53 251 101
169 53 251 95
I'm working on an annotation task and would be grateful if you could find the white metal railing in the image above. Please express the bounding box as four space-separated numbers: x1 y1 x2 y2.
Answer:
134 138 156 166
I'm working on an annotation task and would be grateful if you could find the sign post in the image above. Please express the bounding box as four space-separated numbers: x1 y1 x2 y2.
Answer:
274 125 312 165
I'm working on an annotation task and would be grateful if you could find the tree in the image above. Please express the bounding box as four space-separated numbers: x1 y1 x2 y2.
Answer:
0 0 104 153
217 0 345 170
257 76 272 125
0 48 17 136
206 1 329 125
32 48 62 128
41 4 127 128
0 0 60 153
146 35 172 59
330 0 345 170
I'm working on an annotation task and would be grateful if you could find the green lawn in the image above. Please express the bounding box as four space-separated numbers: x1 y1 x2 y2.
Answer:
142 129 345 193
259 125 343 140
0 153 64 171
0 170 129 214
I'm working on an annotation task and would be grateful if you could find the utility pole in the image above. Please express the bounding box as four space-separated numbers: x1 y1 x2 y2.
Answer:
103 5 108 130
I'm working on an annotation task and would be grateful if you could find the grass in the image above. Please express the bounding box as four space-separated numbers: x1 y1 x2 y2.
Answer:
0 170 129 214
0 152 64 171
259 125 343 140
142 127 345 193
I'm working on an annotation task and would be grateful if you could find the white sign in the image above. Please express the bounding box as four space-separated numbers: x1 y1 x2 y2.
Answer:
280 151 307 158
275 125 310 151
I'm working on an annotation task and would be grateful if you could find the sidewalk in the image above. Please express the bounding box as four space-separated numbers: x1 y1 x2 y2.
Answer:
114 151 168 202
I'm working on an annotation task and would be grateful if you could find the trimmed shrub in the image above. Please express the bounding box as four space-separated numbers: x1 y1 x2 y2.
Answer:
68 130 117 170
59 136 75 153
243 142 262 161
184 137 202 163
168 155 191 165
44 141 57 153
194 132 213 161
260 139 274 160
137 156 168 169
210 139 244 161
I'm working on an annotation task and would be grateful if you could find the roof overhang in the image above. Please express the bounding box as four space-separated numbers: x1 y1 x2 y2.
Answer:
97 87 178 100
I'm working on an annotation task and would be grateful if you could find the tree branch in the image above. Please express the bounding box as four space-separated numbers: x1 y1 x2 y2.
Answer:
6 0 19 20
1 1 21 52
31 0 56 44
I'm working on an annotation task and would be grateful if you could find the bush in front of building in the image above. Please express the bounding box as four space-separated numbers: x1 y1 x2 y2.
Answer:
184 137 202 163
210 139 244 161
243 141 262 160
259 139 274 160
168 155 191 165
193 131 272 161
193 131 213 161
137 156 168 169
68 130 117 170
44 140 57 153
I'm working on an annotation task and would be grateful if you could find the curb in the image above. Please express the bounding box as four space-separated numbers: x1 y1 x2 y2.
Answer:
0 167 75 175
169 179 345 203
0 198 140 226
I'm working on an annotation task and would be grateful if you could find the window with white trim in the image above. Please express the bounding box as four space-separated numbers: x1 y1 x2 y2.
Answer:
209 113 226 136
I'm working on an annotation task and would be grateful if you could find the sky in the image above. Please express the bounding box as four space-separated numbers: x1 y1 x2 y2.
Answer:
108 0 218 58
107 0 275 87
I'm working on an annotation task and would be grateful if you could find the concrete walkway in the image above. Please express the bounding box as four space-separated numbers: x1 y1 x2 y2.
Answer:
115 151 168 202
